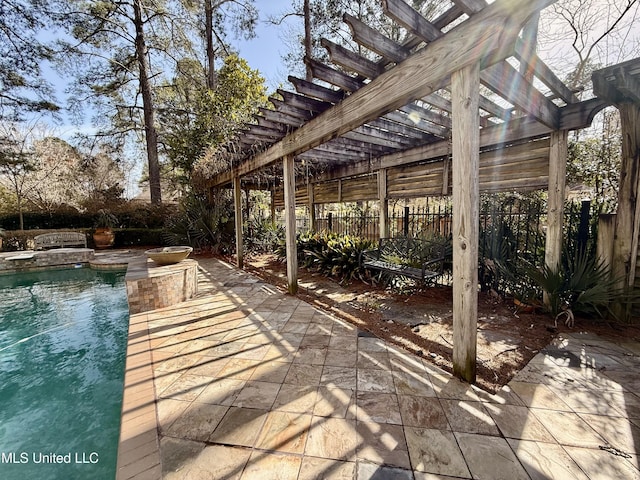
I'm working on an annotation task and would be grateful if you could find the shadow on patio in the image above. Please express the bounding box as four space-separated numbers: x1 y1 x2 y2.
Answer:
117 256 640 480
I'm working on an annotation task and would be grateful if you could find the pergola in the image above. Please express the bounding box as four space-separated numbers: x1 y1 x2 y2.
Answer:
205 0 637 382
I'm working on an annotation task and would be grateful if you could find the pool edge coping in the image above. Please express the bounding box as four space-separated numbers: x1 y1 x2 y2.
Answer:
115 310 162 480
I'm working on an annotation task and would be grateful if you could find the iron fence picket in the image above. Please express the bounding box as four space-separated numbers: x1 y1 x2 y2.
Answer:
308 197 602 268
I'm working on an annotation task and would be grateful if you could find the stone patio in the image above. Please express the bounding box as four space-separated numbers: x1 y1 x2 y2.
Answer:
117 257 640 480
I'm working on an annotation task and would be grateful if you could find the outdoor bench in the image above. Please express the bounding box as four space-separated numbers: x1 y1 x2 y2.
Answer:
34 231 88 250
361 237 446 283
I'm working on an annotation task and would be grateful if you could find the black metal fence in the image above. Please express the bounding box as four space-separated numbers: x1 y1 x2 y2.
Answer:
310 197 602 268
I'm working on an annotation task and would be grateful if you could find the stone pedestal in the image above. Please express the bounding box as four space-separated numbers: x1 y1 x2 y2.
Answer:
125 258 198 314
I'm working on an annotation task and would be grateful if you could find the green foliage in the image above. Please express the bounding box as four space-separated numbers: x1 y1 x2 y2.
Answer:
162 191 234 253
0 227 163 251
276 232 374 284
0 203 175 230
113 203 174 229
244 218 284 254
0 229 34 251
0 0 59 120
383 234 451 269
112 228 163 248
524 248 625 321
477 193 546 298
479 219 519 294
94 209 118 228
161 54 268 184
567 112 620 208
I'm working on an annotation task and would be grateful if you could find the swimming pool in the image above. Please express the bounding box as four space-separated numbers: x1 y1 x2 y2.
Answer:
0 267 130 480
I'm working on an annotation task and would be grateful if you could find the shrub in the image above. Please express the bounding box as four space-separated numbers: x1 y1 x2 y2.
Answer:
245 218 284 253
163 191 234 254
524 248 633 323
277 232 374 284
113 229 164 248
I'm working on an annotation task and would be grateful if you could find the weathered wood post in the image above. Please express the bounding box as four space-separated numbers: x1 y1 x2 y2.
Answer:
233 175 243 268
378 169 389 239
593 61 640 319
270 189 276 227
544 130 568 307
283 154 298 294
451 63 480 383
308 183 316 232
597 214 616 269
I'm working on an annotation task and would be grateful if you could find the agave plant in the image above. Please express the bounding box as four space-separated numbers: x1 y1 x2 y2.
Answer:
276 232 374 284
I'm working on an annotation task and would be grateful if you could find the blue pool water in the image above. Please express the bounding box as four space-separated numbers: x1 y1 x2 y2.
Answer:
0 268 130 480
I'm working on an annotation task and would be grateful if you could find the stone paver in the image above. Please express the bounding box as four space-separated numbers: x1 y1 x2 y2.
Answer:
117 257 640 479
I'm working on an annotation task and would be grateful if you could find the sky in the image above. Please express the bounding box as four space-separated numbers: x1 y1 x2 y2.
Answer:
233 0 298 90
40 0 639 196
43 0 298 196
50 1 296 132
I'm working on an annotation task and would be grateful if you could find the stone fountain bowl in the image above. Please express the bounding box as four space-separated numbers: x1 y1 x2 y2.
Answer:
145 246 193 265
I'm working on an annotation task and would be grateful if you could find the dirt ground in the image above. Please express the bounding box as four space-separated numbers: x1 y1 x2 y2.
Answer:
236 253 640 393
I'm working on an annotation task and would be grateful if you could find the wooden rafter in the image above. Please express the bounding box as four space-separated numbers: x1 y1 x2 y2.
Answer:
207 0 558 188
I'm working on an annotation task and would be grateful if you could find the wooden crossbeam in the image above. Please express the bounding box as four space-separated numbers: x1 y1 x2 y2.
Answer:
207 0 557 188
320 39 384 79
311 98 606 185
385 0 559 128
480 63 559 128
343 13 410 63
288 77 346 104
593 59 640 104
307 58 364 92
259 108 306 128
270 98 315 120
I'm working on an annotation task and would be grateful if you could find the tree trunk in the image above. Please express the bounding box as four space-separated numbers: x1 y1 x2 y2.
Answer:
205 0 216 90
17 194 24 231
304 0 312 81
133 0 162 205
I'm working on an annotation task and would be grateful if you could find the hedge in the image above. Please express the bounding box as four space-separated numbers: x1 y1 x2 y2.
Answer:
0 228 165 252
0 205 176 231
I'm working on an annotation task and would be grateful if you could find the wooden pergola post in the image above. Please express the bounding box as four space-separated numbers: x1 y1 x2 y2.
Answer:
593 60 640 319
270 190 276 227
451 63 480 383
378 169 389 239
283 154 298 294
544 130 568 306
611 102 640 318
233 176 243 269
308 183 316 232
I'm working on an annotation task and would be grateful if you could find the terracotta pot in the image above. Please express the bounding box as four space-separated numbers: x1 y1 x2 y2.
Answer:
93 228 115 249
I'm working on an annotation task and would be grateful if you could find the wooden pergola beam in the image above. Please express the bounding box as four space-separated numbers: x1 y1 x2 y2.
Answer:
343 12 410 63
288 76 345 104
385 0 559 128
480 63 560 128
309 99 604 185
207 0 556 188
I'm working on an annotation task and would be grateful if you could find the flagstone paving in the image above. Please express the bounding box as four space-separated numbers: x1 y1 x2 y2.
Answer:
117 257 640 479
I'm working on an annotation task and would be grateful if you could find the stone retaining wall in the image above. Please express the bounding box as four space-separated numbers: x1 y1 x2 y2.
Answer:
0 248 95 272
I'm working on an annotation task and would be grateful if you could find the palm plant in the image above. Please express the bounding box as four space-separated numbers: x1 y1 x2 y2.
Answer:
163 191 234 253
524 248 626 324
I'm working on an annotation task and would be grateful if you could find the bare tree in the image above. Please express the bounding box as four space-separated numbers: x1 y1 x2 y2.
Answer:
0 122 65 228
540 0 640 92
